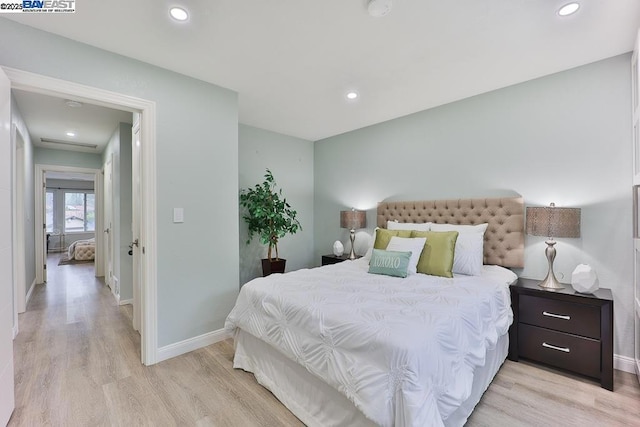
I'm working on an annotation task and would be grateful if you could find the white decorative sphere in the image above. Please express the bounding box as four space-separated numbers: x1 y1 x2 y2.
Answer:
333 240 344 256
571 264 599 294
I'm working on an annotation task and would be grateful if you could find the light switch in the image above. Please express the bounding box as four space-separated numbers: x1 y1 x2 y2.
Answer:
173 208 184 223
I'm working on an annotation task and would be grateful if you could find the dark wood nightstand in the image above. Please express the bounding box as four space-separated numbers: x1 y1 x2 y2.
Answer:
508 277 613 391
321 254 360 265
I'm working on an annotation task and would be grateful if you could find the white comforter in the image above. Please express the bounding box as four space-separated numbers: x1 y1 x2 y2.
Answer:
225 259 514 427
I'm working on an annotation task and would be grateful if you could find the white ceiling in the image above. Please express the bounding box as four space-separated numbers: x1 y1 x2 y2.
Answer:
13 89 132 153
6 0 640 141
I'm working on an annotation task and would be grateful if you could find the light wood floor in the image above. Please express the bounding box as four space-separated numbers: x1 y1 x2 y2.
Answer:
9 254 640 426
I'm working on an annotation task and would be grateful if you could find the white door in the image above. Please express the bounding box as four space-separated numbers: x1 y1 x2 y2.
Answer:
0 67 16 425
104 156 114 290
132 118 141 332
632 28 640 384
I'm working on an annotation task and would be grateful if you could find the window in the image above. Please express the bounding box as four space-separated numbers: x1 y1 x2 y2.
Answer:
46 191 54 232
64 192 95 232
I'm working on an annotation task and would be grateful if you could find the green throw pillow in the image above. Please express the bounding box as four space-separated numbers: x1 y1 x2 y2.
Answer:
410 231 459 278
368 249 411 278
373 229 412 250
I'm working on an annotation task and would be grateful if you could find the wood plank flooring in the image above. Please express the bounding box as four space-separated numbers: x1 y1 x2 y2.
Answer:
8 254 640 426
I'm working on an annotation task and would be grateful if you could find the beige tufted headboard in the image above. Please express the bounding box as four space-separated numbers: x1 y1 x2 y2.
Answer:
377 197 524 268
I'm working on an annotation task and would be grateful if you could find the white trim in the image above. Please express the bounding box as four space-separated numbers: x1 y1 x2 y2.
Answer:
3 67 159 366
25 278 36 307
119 299 133 306
614 354 637 374
12 324 17 340
157 329 232 363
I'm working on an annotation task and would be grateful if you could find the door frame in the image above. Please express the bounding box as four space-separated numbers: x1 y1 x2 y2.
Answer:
11 125 26 331
4 66 159 365
34 164 103 281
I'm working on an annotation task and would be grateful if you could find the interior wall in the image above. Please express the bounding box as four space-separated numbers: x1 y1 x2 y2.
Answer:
10 98 35 296
238 124 314 285
102 123 133 301
34 147 103 169
314 54 633 357
0 18 240 347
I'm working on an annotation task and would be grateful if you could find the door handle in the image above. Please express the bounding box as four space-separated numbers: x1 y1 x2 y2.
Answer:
104 228 110 234
128 239 139 256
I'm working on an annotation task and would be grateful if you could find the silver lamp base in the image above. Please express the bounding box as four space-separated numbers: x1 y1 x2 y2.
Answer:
348 228 357 260
538 239 564 290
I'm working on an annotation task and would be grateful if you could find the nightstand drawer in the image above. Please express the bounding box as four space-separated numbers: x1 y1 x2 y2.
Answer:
519 295 600 339
519 324 601 378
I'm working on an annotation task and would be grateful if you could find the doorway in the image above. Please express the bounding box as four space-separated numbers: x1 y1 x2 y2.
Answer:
5 66 159 366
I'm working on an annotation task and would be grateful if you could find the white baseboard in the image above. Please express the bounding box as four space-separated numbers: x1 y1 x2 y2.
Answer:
614 354 637 374
157 328 231 363
25 278 36 307
119 299 133 306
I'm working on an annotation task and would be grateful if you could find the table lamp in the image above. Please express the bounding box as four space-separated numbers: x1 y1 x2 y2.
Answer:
526 203 581 289
340 209 367 260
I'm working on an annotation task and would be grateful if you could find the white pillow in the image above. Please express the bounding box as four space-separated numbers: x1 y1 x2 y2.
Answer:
451 232 484 276
430 223 488 234
385 236 427 275
364 228 378 261
430 223 488 276
387 221 431 231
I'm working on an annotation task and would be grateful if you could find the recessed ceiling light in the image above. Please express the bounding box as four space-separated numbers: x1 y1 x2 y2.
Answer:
346 91 359 100
558 2 580 16
66 131 76 137
169 7 188 21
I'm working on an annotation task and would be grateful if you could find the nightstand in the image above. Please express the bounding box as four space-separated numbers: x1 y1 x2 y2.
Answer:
321 254 359 266
508 277 614 391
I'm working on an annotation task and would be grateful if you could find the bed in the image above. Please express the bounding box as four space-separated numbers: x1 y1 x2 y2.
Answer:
225 197 524 426
67 238 96 261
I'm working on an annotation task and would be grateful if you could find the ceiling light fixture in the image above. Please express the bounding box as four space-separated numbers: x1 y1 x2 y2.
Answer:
169 6 189 21
64 99 83 108
558 2 580 16
368 0 392 17
66 131 76 137
346 91 359 101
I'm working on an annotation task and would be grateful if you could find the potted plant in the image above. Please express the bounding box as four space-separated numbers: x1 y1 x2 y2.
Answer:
240 169 302 276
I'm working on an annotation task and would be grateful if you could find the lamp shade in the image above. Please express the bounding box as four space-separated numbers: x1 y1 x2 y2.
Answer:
526 203 581 238
340 209 366 230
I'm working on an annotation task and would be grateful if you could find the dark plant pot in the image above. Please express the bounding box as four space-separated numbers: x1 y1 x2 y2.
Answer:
261 258 286 277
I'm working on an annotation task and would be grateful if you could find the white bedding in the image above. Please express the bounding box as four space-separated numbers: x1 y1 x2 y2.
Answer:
225 259 515 427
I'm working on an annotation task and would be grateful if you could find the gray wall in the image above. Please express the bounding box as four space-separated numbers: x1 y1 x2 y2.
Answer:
314 54 633 357
0 18 239 347
102 123 133 301
34 147 103 169
10 98 35 298
238 124 314 284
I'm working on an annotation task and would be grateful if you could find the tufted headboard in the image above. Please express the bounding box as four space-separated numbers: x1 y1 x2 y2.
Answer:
377 197 524 268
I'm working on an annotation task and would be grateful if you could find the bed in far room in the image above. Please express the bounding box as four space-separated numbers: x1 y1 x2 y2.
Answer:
226 197 524 427
67 238 96 261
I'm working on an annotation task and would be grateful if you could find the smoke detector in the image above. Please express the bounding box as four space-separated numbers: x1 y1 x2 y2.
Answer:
368 0 392 17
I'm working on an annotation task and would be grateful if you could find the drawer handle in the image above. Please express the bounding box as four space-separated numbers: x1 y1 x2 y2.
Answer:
542 311 570 320
542 342 570 353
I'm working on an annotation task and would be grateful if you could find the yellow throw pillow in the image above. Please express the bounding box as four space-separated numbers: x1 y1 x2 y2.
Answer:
410 231 459 278
373 229 412 249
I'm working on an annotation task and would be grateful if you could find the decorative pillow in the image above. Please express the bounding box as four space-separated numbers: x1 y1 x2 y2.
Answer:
373 228 412 250
410 231 459 278
368 249 411 278
387 221 431 232
385 236 427 275
429 223 488 276
364 229 377 261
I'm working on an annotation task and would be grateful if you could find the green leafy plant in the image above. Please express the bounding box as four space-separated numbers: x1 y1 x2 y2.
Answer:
239 169 301 261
